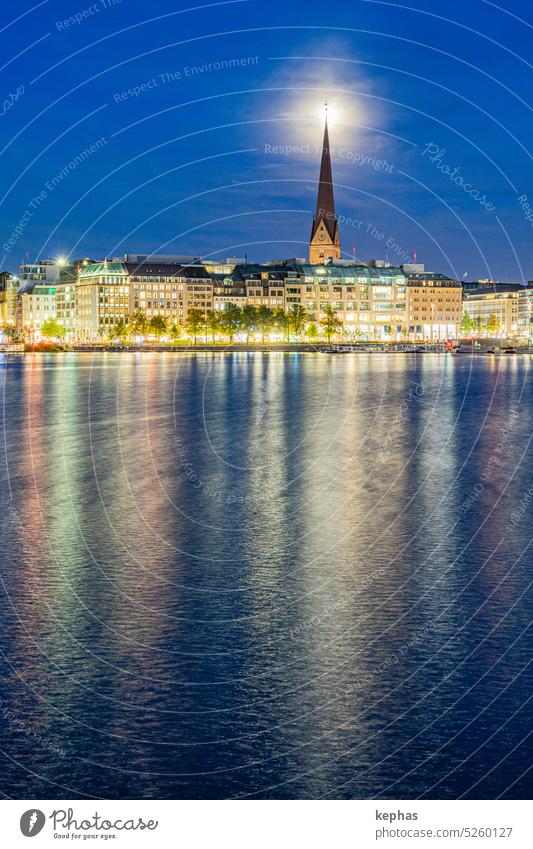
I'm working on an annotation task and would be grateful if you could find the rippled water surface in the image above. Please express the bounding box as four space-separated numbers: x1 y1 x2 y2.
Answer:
0 352 531 799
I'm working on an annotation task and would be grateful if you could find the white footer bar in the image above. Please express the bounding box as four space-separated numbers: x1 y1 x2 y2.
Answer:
2 799 529 847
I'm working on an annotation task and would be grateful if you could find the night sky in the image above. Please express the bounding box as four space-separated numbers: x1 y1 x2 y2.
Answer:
1 0 531 280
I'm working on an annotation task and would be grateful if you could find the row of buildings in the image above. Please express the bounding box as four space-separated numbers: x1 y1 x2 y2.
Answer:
1 115 531 343
1 256 531 343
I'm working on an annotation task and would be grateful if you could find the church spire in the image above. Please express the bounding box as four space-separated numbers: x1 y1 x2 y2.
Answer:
309 107 341 264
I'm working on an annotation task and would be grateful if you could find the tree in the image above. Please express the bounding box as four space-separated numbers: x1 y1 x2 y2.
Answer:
2 324 22 342
273 307 289 341
169 323 182 344
218 304 242 342
149 315 167 339
487 313 499 336
241 304 258 343
206 310 220 342
113 318 130 344
256 305 274 343
287 304 307 340
40 318 66 340
306 322 318 342
130 309 147 337
460 311 473 336
473 315 483 337
320 304 343 343
185 309 205 344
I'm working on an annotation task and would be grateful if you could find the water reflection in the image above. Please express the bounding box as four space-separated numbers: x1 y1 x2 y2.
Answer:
0 353 531 799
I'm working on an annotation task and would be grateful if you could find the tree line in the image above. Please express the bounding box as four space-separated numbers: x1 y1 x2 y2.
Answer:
460 312 501 336
108 303 344 344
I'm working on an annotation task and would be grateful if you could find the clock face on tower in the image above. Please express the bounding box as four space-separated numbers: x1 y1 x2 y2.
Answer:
318 231 325 241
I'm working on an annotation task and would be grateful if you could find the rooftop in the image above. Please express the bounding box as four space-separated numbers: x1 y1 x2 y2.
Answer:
124 262 210 278
78 262 128 278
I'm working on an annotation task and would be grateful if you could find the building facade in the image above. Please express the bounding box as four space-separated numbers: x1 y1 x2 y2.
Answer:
75 261 216 340
463 288 522 338
127 261 214 324
76 262 130 341
0 272 18 325
20 260 62 285
517 288 533 341
15 252 467 342
16 284 57 335
55 262 89 339
405 272 463 340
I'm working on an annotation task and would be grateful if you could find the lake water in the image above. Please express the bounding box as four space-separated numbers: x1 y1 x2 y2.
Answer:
0 352 531 799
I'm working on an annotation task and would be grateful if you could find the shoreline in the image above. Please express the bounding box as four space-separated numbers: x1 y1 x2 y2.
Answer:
3 342 531 355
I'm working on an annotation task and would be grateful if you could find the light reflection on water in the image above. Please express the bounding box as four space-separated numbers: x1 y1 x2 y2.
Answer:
0 352 531 799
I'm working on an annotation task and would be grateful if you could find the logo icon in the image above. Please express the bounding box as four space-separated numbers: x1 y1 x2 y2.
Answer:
20 810 46 837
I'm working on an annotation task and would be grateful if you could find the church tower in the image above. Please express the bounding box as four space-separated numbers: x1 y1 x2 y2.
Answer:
309 110 341 264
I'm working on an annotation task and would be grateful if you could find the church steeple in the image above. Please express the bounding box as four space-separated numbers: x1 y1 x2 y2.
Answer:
309 107 341 264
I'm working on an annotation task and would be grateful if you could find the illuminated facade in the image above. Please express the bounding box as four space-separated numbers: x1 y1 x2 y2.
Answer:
75 262 130 341
16 256 469 342
127 262 213 323
75 261 214 339
55 262 87 339
463 288 521 338
0 272 18 325
405 272 462 340
16 284 57 334
214 261 408 339
517 288 533 341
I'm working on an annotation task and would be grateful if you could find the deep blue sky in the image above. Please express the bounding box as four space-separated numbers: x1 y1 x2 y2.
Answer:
1 0 531 280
